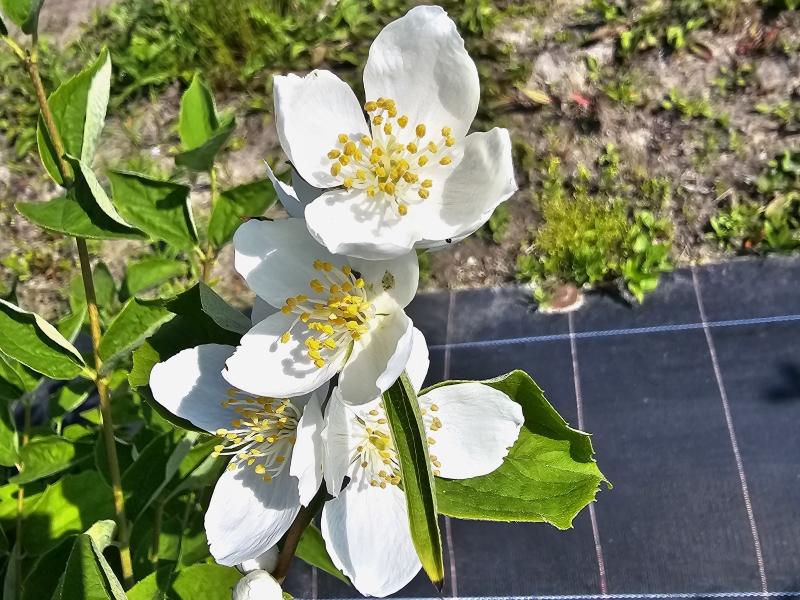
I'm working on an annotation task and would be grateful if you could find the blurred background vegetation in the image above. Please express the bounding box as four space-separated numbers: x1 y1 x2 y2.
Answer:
1 0 800 314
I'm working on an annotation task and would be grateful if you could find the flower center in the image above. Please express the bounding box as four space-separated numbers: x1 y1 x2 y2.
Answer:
352 399 443 489
212 388 300 482
279 260 374 369
326 97 456 216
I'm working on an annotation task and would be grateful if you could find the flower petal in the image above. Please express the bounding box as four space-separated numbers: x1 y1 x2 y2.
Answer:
274 70 369 188
304 188 421 260
150 344 238 433
265 163 321 219
233 218 338 309
350 253 418 310
422 382 523 479
232 570 284 600
405 328 430 393
223 310 343 398
363 5 479 141
321 388 358 496
251 296 276 325
205 464 300 566
415 128 517 247
238 547 279 574
321 474 421 597
290 389 325 505
337 308 414 405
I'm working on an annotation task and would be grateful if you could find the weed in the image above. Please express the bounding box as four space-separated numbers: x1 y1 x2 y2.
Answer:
755 99 800 131
480 204 510 244
713 62 755 96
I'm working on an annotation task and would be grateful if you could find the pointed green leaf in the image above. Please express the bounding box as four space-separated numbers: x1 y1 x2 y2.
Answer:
296 523 351 585
179 73 219 150
37 49 111 185
129 563 240 600
52 529 125 600
21 538 73 600
1 0 43 34
66 157 134 227
431 370 607 528
382 371 444 587
10 436 77 484
108 171 198 249
16 192 145 241
208 178 277 248
22 471 116 556
69 262 116 311
97 297 174 372
0 299 85 380
0 404 18 467
0 353 24 402
123 257 187 298
175 116 235 172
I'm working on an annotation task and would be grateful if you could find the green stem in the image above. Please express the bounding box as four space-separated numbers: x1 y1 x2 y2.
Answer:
14 397 31 600
20 42 134 589
201 167 219 282
272 486 326 583
1 36 27 61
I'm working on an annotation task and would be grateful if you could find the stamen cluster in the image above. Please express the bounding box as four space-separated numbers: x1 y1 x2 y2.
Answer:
212 389 300 482
280 260 374 368
326 97 456 216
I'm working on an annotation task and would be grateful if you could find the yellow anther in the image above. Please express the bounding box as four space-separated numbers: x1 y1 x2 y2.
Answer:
383 123 393 135
364 101 378 112
427 141 438 153
331 162 342 176
398 115 409 128
372 115 383 126
376 166 387 178
216 428 228 436
418 156 429 167
281 306 292 315
440 156 452 165
446 136 456 147
415 124 426 138
280 332 291 344
344 141 357 155
314 358 325 368
255 464 266 474
355 278 365 288
418 189 429 199
361 136 372 146
356 169 367 181
339 155 350 166
398 203 408 215
430 404 439 411
406 142 418 153
367 187 377 197
383 182 396 195
327 149 341 159
422 179 433 188
442 126 452 137
344 177 354 189
338 133 348 143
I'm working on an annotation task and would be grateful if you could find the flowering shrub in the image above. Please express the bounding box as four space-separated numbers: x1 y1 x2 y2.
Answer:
0 3 606 598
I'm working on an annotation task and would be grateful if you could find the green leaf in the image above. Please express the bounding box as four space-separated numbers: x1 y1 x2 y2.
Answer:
57 307 87 341
69 262 116 311
22 538 73 600
432 370 607 528
0 404 18 466
108 171 197 249
0 14 8 35
22 471 116 555
1 0 43 34
178 73 219 150
174 116 235 172
128 282 249 391
53 527 126 600
0 351 40 393
16 193 145 241
0 353 24 402
11 436 77 484
296 523 350 585
382 371 443 588
129 563 240 600
208 178 277 248
37 49 111 185
97 297 174 372
0 299 86 380
123 257 187 298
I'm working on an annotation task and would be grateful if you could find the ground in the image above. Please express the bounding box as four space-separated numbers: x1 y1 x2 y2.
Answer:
1 0 799 318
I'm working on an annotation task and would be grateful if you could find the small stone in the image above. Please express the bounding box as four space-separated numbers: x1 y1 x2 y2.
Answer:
755 58 789 93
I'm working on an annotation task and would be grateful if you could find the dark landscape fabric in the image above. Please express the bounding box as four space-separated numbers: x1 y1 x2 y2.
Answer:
285 257 800 600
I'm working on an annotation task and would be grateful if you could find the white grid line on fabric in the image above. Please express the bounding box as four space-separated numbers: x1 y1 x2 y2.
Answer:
568 312 608 596
427 314 800 351
317 592 800 600
311 566 319 600
691 267 769 597
443 289 459 598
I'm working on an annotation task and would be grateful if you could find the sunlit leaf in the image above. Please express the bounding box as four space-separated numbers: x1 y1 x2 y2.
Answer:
1 0 43 34
208 178 276 248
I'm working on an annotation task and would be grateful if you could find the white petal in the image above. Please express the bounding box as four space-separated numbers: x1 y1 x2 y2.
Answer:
415 128 517 247
349 253 418 310
321 389 357 496
291 169 324 205
232 570 284 600
223 311 343 398
274 70 369 188
321 475 421 597
337 308 414 405
422 382 523 479
405 328 430 393
265 163 305 219
363 5 479 141
290 390 325 506
205 465 300 566
238 546 279 574
251 296 276 326
304 188 421 260
150 344 238 433
233 218 338 309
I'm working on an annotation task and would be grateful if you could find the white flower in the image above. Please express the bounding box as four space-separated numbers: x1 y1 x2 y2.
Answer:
223 218 419 406
232 570 283 600
272 5 517 260
319 331 524 597
265 162 322 219
149 344 325 566
238 546 279 574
